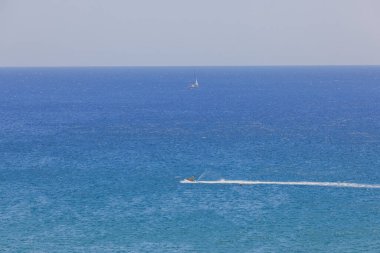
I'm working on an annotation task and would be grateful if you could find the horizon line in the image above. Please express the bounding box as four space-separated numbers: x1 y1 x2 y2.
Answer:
1 64 380 68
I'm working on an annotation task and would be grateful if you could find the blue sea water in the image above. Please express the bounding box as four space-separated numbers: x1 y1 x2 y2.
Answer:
1 66 380 252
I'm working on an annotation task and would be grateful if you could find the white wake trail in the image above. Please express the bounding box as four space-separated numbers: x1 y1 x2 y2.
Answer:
180 179 380 189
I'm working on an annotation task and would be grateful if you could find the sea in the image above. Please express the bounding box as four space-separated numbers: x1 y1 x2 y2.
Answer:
0 66 380 252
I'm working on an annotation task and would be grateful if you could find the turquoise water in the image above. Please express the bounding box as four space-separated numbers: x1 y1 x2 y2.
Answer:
1 66 380 252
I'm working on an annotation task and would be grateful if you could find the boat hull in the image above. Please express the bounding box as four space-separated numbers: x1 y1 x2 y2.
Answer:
180 179 197 183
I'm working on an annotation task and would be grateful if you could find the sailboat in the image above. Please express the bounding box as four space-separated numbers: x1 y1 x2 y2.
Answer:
189 75 199 89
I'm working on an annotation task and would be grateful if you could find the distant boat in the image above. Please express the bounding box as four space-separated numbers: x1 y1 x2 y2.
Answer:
183 176 196 182
189 76 199 89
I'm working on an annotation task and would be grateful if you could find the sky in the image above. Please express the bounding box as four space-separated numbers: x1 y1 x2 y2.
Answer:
1 0 380 66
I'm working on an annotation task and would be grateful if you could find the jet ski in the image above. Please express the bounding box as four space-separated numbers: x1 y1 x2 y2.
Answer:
181 176 196 183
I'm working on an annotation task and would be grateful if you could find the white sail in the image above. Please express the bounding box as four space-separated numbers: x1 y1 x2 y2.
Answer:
190 75 199 88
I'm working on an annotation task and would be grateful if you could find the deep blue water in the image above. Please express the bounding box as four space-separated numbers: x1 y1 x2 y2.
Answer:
1 66 380 252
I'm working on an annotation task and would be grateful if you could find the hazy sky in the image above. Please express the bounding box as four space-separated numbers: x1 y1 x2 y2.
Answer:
1 0 380 66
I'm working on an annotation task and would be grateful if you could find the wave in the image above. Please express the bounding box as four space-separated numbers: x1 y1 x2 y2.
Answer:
180 179 380 189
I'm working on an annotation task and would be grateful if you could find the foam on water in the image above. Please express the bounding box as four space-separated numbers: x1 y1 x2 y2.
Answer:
180 179 380 188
